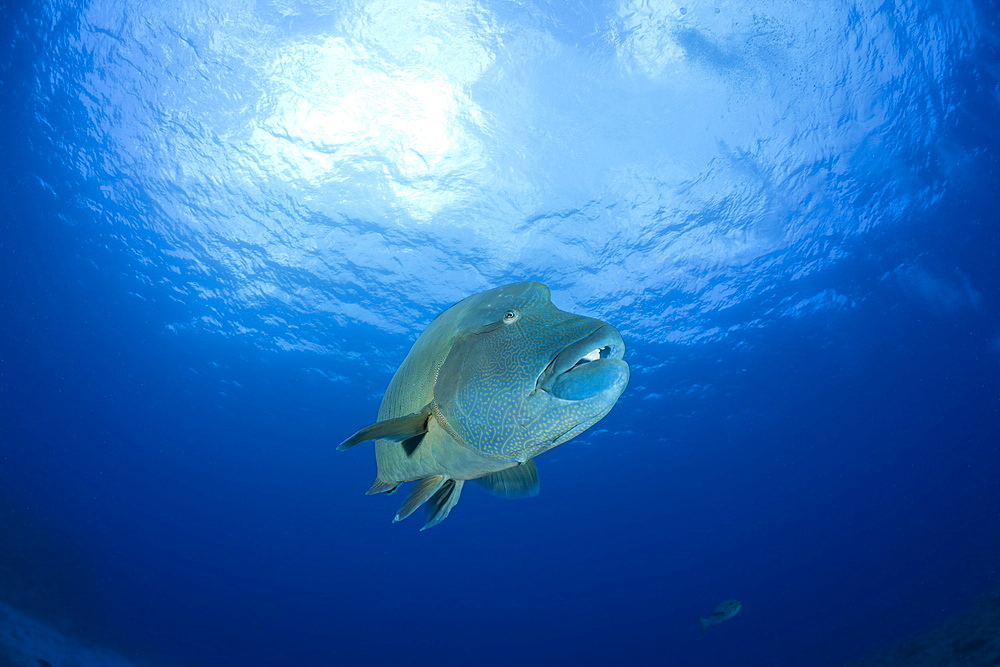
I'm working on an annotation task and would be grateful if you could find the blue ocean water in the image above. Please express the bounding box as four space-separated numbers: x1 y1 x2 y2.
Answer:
1 0 999 665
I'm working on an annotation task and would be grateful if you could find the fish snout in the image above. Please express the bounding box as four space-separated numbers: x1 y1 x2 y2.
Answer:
538 324 629 401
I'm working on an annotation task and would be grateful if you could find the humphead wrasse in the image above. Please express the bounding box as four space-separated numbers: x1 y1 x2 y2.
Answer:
338 282 629 529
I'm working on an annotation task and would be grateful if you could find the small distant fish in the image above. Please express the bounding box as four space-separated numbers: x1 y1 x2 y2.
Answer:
700 599 742 634
37 660 54 667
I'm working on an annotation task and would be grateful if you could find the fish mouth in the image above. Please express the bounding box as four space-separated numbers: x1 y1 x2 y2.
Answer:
537 325 629 401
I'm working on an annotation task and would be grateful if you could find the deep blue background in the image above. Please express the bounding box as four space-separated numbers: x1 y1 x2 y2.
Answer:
2 0 1000 666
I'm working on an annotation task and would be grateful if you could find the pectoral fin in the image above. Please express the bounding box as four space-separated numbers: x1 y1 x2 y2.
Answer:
337 406 431 451
472 460 540 499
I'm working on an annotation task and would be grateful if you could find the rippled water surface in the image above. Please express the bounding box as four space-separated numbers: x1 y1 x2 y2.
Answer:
19 0 985 349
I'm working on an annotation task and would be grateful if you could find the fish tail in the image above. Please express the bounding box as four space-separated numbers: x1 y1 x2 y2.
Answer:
699 616 709 634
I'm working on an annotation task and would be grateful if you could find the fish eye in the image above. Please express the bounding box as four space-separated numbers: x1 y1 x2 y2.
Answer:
502 309 519 323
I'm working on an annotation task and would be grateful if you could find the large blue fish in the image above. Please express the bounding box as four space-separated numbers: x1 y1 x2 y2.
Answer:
339 282 629 529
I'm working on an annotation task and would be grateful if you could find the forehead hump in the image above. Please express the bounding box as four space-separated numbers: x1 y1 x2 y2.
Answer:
440 282 555 333
467 282 551 312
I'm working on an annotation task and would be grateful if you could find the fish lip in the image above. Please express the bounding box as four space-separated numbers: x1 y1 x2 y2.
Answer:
536 324 626 396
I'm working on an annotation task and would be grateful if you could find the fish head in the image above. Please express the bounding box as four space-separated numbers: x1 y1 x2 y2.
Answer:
433 282 629 462
718 600 742 616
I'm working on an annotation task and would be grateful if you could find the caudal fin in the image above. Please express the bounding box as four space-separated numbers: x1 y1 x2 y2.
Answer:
699 616 710 634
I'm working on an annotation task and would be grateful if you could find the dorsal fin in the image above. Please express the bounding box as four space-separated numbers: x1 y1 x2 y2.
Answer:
337 406 432 450
472 460 539 499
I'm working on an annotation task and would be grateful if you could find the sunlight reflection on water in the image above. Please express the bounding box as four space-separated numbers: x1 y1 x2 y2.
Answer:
34 0 982 354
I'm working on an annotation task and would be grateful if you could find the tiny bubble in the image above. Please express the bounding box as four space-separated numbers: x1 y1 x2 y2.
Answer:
715 7 721 13
680 7 687 14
